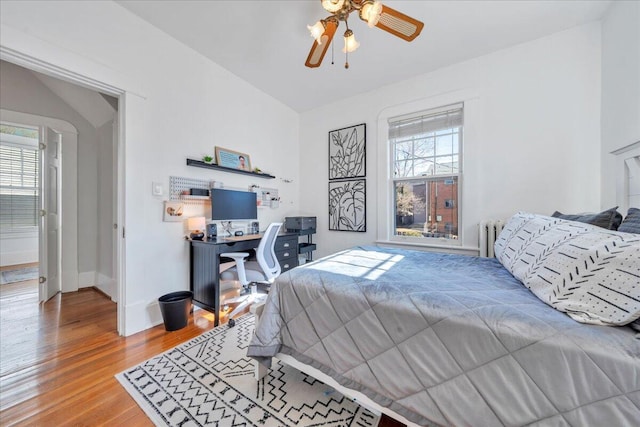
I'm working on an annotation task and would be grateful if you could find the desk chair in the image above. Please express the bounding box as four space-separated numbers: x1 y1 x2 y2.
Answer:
220 222 282 327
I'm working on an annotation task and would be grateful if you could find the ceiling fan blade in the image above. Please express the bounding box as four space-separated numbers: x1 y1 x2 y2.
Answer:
305 20 338 68
374 4 424 42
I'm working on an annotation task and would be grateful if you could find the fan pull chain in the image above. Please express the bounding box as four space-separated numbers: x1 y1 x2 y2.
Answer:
331 40 334 65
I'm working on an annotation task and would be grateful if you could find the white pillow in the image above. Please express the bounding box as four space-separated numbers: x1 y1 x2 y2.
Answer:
495 212 640 326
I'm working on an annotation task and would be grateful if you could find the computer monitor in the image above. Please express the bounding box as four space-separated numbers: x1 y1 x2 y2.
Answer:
211 188 257 221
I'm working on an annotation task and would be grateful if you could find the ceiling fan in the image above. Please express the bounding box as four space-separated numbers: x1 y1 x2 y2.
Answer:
305 0 424 69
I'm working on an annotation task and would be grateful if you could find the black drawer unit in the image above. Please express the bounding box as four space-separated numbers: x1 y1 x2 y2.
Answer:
275 235 297 252
278 255 297 273
275 235 298 272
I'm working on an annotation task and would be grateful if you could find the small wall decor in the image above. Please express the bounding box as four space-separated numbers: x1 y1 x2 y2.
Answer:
328 179 366 232
329 123 366 180
163 201 184 222
251 185 280 208
215 147 251 171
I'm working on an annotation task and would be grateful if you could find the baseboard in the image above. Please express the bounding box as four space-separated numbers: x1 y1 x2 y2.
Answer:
95 272 116 301
78 271 96 288
123 299 163 337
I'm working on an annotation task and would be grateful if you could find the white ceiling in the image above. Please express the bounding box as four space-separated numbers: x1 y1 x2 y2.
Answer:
116 0 612 113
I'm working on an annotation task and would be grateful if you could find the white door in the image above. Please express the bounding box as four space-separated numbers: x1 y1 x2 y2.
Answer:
39 127 62 303
111 117 119 303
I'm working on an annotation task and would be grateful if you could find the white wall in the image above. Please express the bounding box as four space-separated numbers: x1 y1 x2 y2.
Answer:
300 23 602 258
0 1 300 335
601 0 640 209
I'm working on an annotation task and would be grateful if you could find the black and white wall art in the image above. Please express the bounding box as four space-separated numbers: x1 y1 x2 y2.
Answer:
328 123 366 180
329 179 366 232
328 123 366 232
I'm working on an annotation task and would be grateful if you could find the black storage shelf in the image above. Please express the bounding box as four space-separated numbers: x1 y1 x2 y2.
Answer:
186 158 275 179
295 228 316 236
298 243 317 254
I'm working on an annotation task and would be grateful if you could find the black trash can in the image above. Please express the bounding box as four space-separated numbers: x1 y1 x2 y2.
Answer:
158 291 193 331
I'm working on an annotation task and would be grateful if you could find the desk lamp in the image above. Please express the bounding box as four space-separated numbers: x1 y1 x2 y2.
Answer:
187 216 206 240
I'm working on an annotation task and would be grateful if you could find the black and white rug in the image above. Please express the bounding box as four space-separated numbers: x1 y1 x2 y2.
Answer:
116 315 380 426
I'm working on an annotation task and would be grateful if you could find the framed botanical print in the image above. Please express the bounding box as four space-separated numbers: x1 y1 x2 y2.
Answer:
328 179 366 232
328 123 366 180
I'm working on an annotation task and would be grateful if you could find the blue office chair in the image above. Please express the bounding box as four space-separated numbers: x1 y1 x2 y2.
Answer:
220 222 282 326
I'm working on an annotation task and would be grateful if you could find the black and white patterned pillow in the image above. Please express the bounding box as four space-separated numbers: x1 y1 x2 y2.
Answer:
495 212 640 326
618 207 640 234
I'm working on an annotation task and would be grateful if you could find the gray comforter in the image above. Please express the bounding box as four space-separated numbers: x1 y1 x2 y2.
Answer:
247 246 640 426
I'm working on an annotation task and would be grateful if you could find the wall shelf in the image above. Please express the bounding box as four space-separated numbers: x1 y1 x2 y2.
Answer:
180 195 210 201
186 159 275 179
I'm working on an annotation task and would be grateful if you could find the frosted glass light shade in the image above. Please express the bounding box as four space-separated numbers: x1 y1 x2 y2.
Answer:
343 30 360 53
322 0 345 13
187 216 206 231
307 20 326 44
360 1 383 27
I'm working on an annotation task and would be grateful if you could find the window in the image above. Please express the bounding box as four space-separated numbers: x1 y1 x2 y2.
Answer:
389 104 463 242
0 125 39 233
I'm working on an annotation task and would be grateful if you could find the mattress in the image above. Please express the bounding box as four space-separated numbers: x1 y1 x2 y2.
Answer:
247 246 640 426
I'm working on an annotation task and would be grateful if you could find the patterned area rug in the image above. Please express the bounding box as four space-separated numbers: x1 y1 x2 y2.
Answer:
116 314 379 426
0 267 38 285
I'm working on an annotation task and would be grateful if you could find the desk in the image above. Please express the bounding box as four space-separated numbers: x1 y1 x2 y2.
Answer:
189 232 298 326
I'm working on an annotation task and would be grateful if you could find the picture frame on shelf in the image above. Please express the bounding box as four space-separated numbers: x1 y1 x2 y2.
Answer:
215 147 252 171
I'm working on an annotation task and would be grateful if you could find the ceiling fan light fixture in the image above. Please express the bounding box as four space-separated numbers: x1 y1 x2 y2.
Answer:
305 0 423 68
360 1 383 27
322 0 346 14
307 20 326 44
343 29 359 53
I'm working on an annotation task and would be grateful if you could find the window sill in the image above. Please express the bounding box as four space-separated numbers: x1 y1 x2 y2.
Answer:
375 239 479 256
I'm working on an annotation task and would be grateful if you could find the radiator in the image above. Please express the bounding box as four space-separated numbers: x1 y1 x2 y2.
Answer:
479 220 504 258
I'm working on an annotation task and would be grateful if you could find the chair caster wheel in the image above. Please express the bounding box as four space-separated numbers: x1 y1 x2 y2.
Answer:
228 318 236 328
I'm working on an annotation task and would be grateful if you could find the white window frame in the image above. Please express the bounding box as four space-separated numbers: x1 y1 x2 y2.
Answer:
0 128 39 237
390 104 463 245
376 90 480 252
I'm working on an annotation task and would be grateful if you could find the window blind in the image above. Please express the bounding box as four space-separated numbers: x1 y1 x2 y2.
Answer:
0 143 39 231
389 103 463 140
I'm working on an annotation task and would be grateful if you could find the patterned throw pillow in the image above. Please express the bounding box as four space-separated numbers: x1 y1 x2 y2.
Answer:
551 206 623 230
495 212 640 326
618 207 640 234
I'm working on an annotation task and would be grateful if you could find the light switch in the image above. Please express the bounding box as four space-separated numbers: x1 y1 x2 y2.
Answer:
152 182 163 196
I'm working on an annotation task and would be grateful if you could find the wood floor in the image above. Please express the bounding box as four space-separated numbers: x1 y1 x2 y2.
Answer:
0 281 217 426
0 280 401 426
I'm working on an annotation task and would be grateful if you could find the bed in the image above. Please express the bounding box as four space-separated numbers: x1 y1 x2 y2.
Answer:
247 214 640 426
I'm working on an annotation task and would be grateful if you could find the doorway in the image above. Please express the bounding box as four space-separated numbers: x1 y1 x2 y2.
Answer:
0 60 120 330
0 124 40 295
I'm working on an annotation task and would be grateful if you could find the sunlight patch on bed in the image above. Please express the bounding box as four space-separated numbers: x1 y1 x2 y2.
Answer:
306 250 404 280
